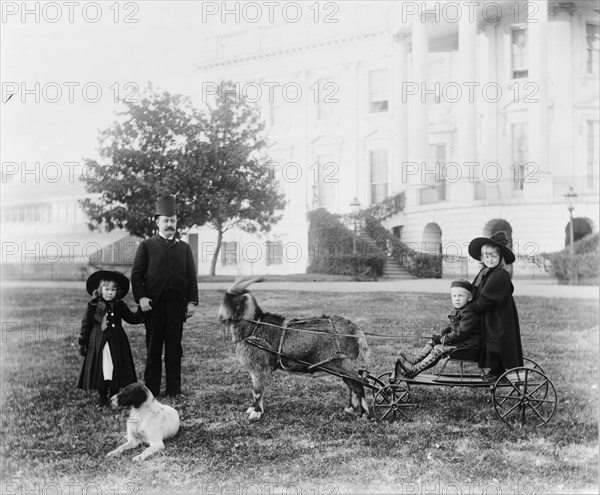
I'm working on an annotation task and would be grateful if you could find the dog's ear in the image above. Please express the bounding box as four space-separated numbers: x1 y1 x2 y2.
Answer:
118 383 148 409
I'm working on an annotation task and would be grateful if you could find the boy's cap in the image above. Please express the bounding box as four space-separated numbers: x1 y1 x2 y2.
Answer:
86 270 130 296
451 279 474 293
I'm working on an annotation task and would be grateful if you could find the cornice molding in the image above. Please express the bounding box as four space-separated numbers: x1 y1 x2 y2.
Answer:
197 29 391 71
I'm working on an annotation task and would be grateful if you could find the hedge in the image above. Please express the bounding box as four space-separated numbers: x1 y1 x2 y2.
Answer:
539 233 600 283
307 208 386 279
363 214 442 278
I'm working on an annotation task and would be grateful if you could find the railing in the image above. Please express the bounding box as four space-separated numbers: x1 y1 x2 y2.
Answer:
553 176 599 197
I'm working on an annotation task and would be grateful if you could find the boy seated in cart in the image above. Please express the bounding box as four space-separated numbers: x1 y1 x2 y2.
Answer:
392 279 480 379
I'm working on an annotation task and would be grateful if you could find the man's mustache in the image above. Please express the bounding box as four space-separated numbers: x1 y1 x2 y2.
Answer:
165 227 175 231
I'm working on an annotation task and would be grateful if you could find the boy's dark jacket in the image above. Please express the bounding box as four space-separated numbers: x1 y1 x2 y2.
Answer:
131 235 199 314
441 302 480 348
77 298 142 391
471 266 523 369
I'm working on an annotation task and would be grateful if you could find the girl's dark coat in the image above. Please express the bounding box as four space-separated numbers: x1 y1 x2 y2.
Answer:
471 266 523 370
76 298 142 391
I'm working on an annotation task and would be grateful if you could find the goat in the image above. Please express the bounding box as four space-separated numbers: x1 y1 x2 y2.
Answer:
218 277 370 420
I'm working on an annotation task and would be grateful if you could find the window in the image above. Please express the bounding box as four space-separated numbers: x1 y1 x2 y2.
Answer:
511 123 528 191
369 149 388 204
428 59 448 103
270 93 286 126
313 154 337 208
369 69 388 113
265 241 283 265
316 77 339 120
221 242 238 265
511 27 528 79
588 120 599 190
420 144 447 204
586 23 600 75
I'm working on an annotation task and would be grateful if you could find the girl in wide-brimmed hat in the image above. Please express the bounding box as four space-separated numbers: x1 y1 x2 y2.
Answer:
468 231 523 380
76 270 146 407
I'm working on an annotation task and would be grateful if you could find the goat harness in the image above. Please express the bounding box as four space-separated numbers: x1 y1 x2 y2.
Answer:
235 316 354 372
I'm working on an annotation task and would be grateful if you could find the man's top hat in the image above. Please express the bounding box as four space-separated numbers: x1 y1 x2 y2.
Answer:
468 231 516 264
154 196 177 218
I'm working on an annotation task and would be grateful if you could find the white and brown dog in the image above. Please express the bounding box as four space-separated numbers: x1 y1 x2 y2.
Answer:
106 382 180 461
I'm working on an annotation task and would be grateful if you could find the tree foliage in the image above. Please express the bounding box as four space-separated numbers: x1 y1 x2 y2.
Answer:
81 82 287 274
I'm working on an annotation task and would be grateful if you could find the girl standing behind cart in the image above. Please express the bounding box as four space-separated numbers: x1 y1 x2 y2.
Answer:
468 231 523 381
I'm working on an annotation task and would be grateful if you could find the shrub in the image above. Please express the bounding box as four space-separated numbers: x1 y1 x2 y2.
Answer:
539 233 600 283
573 232 599 255
364 192 405 220
307 208 386 279
363 214 442 278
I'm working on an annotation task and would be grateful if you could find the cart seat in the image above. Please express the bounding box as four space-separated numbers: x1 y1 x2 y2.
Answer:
447 348 480 362
436 347 483 379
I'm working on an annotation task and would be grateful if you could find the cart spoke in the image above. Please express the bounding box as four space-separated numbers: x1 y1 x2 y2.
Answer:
493 367 557 428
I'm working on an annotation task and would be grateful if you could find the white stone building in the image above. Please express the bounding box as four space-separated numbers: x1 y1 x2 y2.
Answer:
193 0 599 278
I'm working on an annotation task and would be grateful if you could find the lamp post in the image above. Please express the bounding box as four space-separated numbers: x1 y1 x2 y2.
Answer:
564 187 577 255
350 197 361 255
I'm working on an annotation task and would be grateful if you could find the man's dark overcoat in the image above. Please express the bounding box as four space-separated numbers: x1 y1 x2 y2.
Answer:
131 234 198 396
471 266 523 371
77 298 141 390
131 235 198 315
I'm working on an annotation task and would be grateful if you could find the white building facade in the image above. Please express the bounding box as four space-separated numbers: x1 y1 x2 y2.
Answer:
193 0 600 278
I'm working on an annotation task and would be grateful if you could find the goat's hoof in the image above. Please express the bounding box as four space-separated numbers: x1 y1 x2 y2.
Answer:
132 454 144 462
248 410 262 421
246 406 255 414
343 406 355 415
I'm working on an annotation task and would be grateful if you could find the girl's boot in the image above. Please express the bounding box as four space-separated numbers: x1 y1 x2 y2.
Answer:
97 381 110 407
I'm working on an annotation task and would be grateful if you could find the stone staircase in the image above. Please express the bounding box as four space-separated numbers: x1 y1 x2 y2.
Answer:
356 231 414 280
382 255 414 280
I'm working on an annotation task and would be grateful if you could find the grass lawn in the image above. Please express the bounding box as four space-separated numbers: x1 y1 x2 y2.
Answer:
1 286 598 494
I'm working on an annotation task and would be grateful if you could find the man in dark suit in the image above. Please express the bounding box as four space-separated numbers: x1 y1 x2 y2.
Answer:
131 196 198 397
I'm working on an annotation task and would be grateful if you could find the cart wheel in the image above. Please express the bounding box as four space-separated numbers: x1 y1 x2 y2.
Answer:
360 373 387 399
373 383 416 422
377 372 393 384
492 367 557 427
523 357 545 374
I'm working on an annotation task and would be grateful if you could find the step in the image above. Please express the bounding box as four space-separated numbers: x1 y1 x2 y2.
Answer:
382 258 415 279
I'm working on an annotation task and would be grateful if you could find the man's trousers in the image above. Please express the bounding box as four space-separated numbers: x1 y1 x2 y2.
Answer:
144 290 184 397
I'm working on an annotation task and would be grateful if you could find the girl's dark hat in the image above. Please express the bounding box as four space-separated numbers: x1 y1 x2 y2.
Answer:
468 231 516 264
86 270 130 296
154 196 177 218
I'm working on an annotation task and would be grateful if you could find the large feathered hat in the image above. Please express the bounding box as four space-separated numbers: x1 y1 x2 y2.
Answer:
468 231 515 265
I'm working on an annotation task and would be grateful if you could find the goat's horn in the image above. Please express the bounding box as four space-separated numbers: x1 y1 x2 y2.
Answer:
228 276 263 293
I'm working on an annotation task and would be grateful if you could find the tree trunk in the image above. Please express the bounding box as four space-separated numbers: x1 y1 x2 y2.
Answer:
210 226 223 276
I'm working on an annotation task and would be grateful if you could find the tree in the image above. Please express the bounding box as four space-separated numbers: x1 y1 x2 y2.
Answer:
81 82 287 275
199 84 287 275
81 83 207 237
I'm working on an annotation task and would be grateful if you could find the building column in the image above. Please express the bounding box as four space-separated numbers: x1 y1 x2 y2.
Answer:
393 32 409 195
482 21 499 200
406 18 429 208
451 8 478 202
549 4 574 178
527 0 552 196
